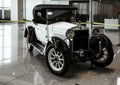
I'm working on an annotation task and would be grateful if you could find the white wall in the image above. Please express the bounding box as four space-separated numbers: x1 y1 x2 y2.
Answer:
11 0 69 20
26 0 43 20
11 0 24 20
11 0 18 20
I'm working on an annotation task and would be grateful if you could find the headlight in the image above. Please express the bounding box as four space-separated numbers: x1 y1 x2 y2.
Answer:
66 29 75 39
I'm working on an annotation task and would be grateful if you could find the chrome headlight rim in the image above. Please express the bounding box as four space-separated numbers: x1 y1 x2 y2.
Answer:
66 29 75 39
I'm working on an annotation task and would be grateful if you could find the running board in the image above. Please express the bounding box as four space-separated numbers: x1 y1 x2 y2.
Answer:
30 42 45 54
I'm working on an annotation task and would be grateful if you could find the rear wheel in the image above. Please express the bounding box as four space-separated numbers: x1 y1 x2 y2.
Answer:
26 27 35 51
46 45 68 76
92 37 114 67
26 40 33 51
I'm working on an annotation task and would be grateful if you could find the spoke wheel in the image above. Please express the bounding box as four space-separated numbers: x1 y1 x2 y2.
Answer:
48 48 64 71
46 45 68 76
96 47 109 63
93 46 114 67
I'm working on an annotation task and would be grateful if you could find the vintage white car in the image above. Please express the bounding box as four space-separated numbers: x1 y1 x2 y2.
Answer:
24 5 114 76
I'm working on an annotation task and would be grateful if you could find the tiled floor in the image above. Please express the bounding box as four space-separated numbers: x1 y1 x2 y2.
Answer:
0 23 120 85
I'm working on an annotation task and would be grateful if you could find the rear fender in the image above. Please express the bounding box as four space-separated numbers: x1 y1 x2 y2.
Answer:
24 26 34 38
25 26 37 43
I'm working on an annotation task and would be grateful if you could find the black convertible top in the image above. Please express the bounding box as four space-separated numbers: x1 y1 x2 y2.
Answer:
33 4 77 24
34 4 77 10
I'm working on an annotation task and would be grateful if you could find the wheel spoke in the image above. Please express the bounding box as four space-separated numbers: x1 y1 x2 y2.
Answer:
55 63 59 68
100 57 104 61
104 51 108 55
56 51 59 55
52 50 56 55
52 60 56 64
55 51 58 55
58 53 62 58
50 57 55 62
50 56 55 59
103 55 108 59
102 48 106 51
59 58 64 61
51 54 56 58
57 63 60 68
53 62 57 67
59 61 63 66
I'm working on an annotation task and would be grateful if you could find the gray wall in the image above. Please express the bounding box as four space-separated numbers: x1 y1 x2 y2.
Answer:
18 0 23 20
0 9 10 20
4 10 10 19
92 1 114 22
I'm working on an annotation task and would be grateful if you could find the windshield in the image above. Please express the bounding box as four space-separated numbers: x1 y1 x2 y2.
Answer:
47 9 76 24
33 6 77 24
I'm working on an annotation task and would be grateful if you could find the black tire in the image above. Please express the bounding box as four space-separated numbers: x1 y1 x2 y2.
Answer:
26 28 34 51
93 46 114 67
46 45 68 76
26 37 34 51
28 45 34 51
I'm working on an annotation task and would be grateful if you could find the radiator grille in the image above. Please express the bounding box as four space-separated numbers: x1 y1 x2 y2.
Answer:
73 30 89 51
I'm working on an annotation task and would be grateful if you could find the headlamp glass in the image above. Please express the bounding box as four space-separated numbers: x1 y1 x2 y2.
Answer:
66 29 75 39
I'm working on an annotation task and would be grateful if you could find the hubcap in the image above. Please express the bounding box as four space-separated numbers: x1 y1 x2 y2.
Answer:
48 48 64 71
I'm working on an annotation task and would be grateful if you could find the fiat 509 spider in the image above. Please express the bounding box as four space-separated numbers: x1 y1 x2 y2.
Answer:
24 5 114 76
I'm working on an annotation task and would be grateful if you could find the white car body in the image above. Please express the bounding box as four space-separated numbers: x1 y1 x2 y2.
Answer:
34 22 77 44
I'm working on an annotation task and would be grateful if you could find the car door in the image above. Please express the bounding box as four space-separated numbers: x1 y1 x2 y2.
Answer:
35 24 47 44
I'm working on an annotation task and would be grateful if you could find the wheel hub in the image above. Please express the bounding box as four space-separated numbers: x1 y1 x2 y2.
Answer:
54 57 59 62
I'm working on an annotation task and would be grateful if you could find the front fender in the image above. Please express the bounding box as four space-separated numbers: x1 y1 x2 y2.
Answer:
90 34 113 53
92 27 105 36
51 37 69 52
98 34 113 47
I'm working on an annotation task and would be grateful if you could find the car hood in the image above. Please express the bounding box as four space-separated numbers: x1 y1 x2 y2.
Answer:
51 22 77 29
51 22 77 39
50 22 77 39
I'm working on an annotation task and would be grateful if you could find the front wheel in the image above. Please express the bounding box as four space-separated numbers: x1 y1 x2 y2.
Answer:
46 45 68 76
93 46 114 67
